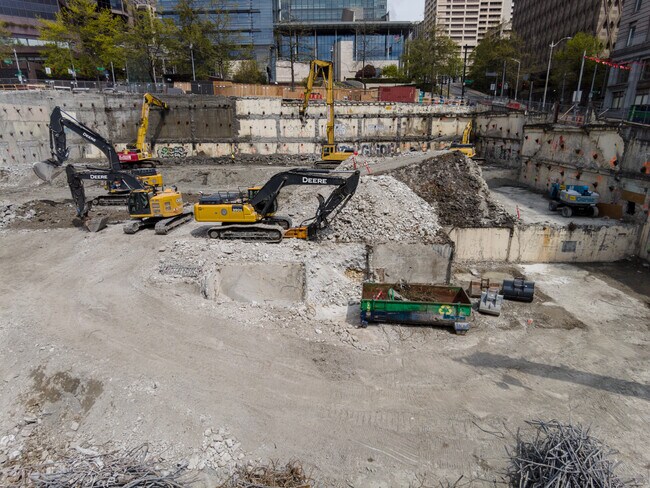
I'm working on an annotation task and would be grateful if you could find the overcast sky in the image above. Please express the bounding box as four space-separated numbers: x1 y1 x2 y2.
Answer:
389 0 425 21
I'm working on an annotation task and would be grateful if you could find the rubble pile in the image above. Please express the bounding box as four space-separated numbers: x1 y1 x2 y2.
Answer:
187 427 245 473
0 203 19 229
281 175 443 244
389 152 514 227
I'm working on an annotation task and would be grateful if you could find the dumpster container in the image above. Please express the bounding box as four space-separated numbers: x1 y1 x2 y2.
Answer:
360 283 472 334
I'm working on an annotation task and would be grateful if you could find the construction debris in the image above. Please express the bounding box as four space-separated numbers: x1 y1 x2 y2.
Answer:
282 175 443 244
388 152 514 227
220 460 313 488
507 420 640 488
5 444 191 488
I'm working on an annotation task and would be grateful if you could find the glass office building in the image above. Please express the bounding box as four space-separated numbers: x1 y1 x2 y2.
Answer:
278 0 388 22
159 0 275 61
0 0 60 20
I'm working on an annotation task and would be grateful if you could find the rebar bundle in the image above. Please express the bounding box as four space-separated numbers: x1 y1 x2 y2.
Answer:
24 444 189 488
221 460 313 488
506 420 639 488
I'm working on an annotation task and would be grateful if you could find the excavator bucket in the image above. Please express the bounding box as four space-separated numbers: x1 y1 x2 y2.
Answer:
33 159 62 183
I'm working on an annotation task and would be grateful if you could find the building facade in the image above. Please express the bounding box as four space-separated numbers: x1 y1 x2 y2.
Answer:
421 0 513 55
0 0 128 81
513 0 622 69
604 0 650 116
274 20 412 82
277 0 388 22
159 0 275 62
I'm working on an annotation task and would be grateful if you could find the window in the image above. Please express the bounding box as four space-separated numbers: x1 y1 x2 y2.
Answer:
611 91 624 109
627 22 637 46
635 0 643 12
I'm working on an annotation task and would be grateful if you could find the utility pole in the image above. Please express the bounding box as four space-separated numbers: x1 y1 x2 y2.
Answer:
500 60 506 97
110 61 116 85
574 50 587 106
543 36 571 109
511 58 521 101
190 43 196 81
13 49 24 83
461 44 469 101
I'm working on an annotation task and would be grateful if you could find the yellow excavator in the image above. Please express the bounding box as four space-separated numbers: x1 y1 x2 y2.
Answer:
33 107 192 234
194 168 360 242
300 60 353 162
450 120 476 158
119 93 169 167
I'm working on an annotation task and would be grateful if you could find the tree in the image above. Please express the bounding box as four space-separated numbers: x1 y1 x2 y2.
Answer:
125 8 179 82
355 20 381 89
169 0 234 80
551 32 603 104
468 30 523 95
232 59 266 84
382 64 402 79
39 0 126 79
276 21 312 90
0 21 11 62
402 25 460 91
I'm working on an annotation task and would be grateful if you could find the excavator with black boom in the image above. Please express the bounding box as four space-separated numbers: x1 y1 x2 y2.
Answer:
194 168 360 242
33 106 163 206
33 107 192 234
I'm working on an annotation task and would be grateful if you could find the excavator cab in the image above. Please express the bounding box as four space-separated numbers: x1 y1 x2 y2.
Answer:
128 190 152 216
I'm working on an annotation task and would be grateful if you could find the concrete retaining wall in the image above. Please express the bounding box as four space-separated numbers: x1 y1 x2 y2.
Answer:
370 242 453 284
0 91 478 168
448 223 639 263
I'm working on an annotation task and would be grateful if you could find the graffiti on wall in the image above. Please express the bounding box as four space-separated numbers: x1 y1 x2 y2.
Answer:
358 142 397 157
157 146 188 158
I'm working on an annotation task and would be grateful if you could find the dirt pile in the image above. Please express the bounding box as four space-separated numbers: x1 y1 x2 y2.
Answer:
279 175 443 244
389 152 514 227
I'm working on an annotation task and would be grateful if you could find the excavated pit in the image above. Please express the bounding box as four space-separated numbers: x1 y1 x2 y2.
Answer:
214 263 305 304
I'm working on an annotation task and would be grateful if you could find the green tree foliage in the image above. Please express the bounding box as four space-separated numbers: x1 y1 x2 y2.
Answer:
468 33 523 94
39 0 126 79
381 64 401 78
551 32 603 103
171 0 234 80
232 59 266 84
125 9 179 82
0 21 11 62
402 25 460 90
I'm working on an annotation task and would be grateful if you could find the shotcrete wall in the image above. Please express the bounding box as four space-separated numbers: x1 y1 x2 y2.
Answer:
0 91 476 168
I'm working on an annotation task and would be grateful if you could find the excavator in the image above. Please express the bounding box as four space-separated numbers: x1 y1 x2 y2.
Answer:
33 107 192 234
33 106 163 206
194 168 360 242
450 120 476 158
300 60 353 163
119 93 169 166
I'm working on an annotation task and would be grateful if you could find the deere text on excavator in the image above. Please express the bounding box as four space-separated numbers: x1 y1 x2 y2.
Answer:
119 93 169 167
194 168 360 242
300 60 354 163
33 107 192 234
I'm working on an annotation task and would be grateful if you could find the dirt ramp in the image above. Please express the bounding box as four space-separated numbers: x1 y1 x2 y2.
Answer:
215 263 305 303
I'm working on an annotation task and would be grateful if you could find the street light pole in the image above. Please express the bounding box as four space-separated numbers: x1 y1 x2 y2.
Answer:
511 58 521 101
190 43 196 82
574 49 587 106
542 36 572 109
461 44 469 101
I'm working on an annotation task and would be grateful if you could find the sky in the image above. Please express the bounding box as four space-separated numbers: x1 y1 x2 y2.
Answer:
388 0 425 21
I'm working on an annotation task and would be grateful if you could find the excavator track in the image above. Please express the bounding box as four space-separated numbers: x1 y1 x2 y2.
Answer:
207 224 284 243
154 211 194 235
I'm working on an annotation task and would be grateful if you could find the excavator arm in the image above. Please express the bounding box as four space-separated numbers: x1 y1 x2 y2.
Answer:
133 93 169 154
300 60 335 146
65 164 144 218
249 168 360 226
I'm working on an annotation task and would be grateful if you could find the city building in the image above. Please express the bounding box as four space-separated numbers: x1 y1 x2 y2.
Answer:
513 0 622 69
604 0 650 116
158 0 275 62
277 0 388 22
0 0 128 80
274 0 410 82
421 0 513 55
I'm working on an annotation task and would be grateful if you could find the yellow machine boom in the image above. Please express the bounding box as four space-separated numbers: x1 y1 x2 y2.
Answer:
300 60 352 162
120 93 169 164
